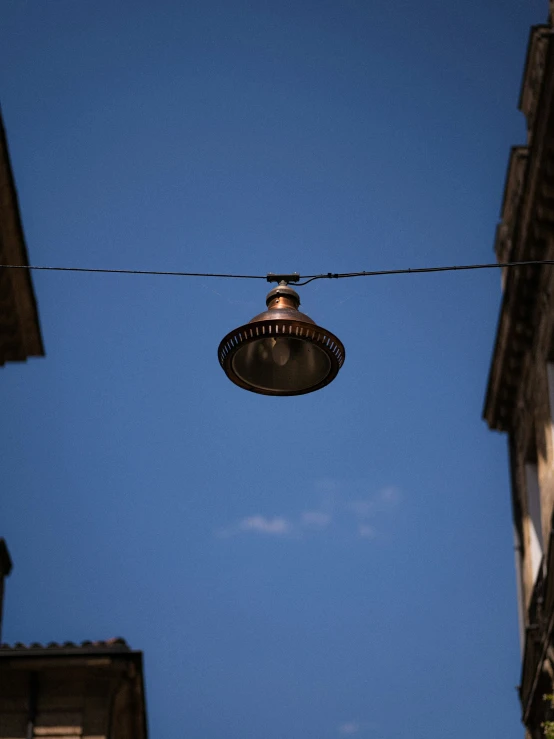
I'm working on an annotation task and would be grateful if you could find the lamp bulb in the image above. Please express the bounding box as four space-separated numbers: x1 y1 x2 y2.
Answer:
271 338 291 367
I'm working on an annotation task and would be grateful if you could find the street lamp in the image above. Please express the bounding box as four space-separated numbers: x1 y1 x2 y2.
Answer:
218 275 345 396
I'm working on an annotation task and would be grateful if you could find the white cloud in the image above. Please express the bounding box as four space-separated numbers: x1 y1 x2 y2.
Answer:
346 485 402 540
358 524 375 539
314 477 341 495
339 721 360 735
347 500 375 518
238 515 292 535
301 510 332 528
217 484 401 540
348 486 400 520
217 515 293 538
379 486 401 505
346 486 400 519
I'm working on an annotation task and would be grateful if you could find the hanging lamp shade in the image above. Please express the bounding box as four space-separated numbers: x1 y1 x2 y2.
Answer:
218 282 345 396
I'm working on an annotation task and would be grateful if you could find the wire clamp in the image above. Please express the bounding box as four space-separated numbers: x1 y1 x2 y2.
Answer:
266 273 300 284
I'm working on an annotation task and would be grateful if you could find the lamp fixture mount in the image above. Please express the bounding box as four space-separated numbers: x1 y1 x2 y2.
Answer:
266 272 300 283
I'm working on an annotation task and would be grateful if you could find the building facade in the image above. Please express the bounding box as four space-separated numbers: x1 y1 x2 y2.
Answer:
484 5 554 736
0 540 148 739
0 639 148 739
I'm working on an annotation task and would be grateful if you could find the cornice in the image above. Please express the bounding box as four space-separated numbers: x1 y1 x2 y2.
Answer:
520 25 551 140
495 147 529 265
484 33 554 431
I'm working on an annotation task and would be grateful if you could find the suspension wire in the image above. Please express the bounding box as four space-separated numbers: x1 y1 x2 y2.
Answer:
295 260 554 285
0 264 265 280
1 259 554 284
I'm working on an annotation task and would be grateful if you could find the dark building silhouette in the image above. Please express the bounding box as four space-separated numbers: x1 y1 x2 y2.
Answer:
0 115 147 738
484 5 554 737
0 110 43 365
0 638 148 739
0 541 148 739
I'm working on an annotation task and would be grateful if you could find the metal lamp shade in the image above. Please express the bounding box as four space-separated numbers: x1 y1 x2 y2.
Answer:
218 284 345 396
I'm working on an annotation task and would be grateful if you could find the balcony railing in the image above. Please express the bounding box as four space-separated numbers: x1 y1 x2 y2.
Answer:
520 517 554 719
520 559 546 713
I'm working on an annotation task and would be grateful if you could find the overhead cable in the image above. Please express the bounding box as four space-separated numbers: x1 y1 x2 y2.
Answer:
0 264 265 279
294 260 554 284
1 259 554 284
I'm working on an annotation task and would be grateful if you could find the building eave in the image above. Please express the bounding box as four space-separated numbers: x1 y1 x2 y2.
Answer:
0 109 44 365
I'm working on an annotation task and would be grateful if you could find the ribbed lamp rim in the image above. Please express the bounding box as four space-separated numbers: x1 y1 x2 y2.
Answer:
218 318 345 396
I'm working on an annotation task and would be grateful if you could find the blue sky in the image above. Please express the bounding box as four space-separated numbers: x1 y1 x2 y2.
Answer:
0 1 547 737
